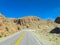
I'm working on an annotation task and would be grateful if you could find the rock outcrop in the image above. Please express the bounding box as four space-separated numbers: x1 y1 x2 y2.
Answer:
55 16 60 24
50 27 60 34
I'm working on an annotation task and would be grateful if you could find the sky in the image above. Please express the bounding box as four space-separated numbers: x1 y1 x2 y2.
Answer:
0 0 60 20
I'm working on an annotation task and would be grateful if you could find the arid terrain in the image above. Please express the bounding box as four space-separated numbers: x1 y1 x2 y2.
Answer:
0 14 60 38
0 14 60 44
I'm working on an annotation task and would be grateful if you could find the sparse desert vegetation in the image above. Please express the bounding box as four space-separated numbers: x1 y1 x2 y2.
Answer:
0 13 60 45
33 30 60 45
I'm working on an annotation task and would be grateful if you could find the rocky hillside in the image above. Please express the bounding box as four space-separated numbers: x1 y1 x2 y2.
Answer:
0 14 60 38
0 14 19 38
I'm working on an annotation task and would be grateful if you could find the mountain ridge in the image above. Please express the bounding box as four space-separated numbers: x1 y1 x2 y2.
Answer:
0 14 60 38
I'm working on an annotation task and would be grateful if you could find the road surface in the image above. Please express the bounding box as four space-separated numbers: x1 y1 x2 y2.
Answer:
0 30 42 45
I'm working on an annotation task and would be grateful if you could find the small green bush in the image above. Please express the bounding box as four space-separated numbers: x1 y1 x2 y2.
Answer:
6 27 9 31
0 35 2 38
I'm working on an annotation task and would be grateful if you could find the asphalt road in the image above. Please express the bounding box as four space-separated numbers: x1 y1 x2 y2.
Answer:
0 30 42 45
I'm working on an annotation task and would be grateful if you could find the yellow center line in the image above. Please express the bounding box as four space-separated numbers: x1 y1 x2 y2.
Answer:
14 32 26 45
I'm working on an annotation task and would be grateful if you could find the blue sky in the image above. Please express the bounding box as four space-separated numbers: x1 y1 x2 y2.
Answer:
0 0 60 20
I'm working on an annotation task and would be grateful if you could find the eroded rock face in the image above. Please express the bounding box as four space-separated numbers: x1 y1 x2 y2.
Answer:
0 14 21 37
13 16 55 33
55 16 60 24
10 16 56 32
17 16 40 25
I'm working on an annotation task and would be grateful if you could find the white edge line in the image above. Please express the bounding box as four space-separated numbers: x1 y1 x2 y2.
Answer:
31 32 42 45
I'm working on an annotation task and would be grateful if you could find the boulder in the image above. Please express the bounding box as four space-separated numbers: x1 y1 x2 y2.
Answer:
55 16 60 24
50 27 60 34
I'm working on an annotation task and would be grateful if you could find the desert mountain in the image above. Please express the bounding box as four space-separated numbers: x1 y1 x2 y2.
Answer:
0 14 60 38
